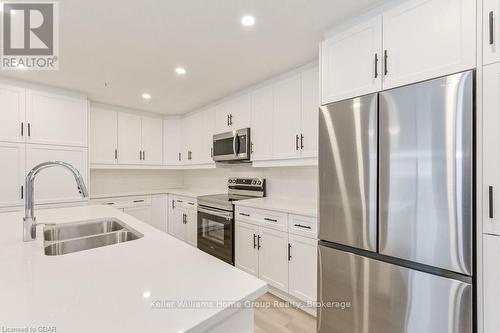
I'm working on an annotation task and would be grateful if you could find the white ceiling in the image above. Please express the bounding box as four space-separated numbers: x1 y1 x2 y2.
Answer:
1 0 382 114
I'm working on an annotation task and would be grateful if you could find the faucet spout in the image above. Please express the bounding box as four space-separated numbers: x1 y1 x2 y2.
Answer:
23 161 88 242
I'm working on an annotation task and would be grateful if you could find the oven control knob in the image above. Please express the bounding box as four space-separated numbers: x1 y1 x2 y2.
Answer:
252 180 256 185
257 180 262 185
229 179 233 183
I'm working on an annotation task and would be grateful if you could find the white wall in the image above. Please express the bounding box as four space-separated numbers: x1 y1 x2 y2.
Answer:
90 169 183 196
183 165 318 203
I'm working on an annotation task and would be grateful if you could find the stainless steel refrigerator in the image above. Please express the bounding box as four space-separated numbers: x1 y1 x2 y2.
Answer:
318 71 474 333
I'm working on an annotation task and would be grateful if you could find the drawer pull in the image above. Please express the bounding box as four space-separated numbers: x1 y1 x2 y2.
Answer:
294 224 312 230
177 200 183 203
264 218 278 222
133 200 145 203
239 212 250 217
105 202 115 205
188 202 195 205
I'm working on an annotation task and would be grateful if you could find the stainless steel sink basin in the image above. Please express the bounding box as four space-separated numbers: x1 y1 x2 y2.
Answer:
43 219 143 256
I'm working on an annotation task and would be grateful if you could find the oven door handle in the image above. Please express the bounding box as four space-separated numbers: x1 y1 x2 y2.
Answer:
198 206 233 220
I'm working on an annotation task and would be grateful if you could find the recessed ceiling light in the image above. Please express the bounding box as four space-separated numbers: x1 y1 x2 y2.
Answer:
175 67 186 75
241 15 255 27
142 93 151 100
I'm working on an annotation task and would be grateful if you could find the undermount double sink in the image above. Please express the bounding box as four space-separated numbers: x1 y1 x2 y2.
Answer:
43 219 143 256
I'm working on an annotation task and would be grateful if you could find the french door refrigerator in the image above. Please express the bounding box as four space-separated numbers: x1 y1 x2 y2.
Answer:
318 71 474 333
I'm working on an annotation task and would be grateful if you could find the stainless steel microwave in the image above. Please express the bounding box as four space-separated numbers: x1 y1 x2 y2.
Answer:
212 128 251 162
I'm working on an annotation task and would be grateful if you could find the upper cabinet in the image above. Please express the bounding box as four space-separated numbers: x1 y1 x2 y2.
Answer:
251 85 274 161
215 93 251 133
117 112 142 165
320 0 476 104
90 107 118 165
163 118 183 166
141 116 163 165
26 89 88 147
484 0 500 65
300 67 319 158
320 16 382 105
0 84 25 143
382 0 475 90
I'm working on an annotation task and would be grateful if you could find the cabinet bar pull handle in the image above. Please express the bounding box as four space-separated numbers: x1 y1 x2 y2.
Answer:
253 234 257 249
172 200 175 209
227 114 229 126
188 202 195 205
489 186 494 218
295 135 299 150
288 243 292 261
139 151 142 160
21 185 23 200
264 217 277 222
300 134 304 150
374 53 379 78
27 123 31 137
490 11 495 45
178 152 181 161
143 151 146 160
21 122 24 137
133 199 145 203
114 149 118 160
239 212 250 217
257 235 261 250
384 50 388 76
294 223 312 229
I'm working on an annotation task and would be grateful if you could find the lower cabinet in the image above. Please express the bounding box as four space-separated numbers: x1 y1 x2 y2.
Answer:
235 209 318 304
484 234 500 332
151 194 167 231
167 195 198 247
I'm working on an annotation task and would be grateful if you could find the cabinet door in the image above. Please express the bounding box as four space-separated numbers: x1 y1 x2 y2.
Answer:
484 0 500 65
183 112 202 165
300 66 319 158
288 234 317 303
484 63 500 235
186 209 198 247
382 0 475 89
235 221 259 276
0 84 25 143
215 94 251 133
172 207 187 241
124 206 152 224
117 112 142 164
273 75 302 160
26 89 88 147
258 227 289 292
201 107 216 164
26 144 88 204
251 85 274 161
151 194 167 232
320 16 382 105
141 116 163 165
215 102 231 134
484 234 500 333
0 142 25 207
90 107 117 164
163 119 183 165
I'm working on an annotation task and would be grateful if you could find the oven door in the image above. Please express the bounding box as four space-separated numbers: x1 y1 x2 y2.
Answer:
212 128 250 162
197 205 234 265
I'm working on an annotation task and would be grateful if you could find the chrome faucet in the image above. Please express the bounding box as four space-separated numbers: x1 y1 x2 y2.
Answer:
23 161 89 242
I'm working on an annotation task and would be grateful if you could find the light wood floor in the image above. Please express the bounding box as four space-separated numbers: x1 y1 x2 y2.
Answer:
254 293 316 333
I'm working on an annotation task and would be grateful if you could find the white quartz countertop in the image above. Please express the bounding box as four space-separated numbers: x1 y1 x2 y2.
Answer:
0 205 267 333
90 188 224 200
234 197 317 217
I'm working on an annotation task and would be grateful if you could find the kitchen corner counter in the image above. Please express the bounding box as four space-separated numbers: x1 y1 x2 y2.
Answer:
0 205 267 333
234 197 317 217
90 188 223 200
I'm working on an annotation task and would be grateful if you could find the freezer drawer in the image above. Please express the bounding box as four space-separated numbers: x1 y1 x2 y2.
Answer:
378 71 473 275
319 94 378 251
318 244 472 333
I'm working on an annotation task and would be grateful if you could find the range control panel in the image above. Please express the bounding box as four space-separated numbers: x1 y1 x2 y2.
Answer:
227 178 266 197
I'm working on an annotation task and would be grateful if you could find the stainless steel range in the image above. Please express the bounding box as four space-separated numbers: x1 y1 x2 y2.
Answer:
197 178 265 265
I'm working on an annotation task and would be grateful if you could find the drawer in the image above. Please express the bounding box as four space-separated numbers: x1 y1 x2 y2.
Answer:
94 195 151 209
289 214 317 239
235 206 288 232
172 195 197 210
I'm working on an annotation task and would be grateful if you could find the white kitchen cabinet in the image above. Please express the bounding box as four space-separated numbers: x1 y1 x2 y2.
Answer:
320 16 382 105
151 194 167 232
26 89 88 147
141 116 163 165
124 205 152 225
183 111 203 165
300 66 319 158
484 234 500 332
485 0 500 65
171 203 187 241
273 74 302 160
259 227 289 293
201 107 216 164
483 63 500 235
215 93 251 133
90 107 117 164
117 112 142 165
0 142 25 207
163 118 184 165
235 221 260 275
250 85 274 161
185 209 198 247
0 84 25 143
288 234 317 303
382 0 475 89
26 144 88 205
